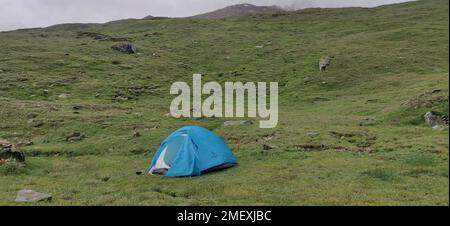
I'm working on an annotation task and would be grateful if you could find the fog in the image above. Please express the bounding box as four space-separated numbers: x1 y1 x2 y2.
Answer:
0 0 412 31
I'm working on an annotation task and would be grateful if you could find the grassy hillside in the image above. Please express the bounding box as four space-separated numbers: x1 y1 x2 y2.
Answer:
0 0 448 205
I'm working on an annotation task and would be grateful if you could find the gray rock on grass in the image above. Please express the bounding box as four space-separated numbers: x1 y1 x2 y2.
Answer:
15 189 52 202
112 42 137 54
65 132 87 142
424 111 447 129
319 56 332 72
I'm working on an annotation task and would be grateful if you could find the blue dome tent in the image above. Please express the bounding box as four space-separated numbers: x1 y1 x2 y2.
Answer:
149 126 238 177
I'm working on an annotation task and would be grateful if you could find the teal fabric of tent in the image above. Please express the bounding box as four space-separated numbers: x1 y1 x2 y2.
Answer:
149 126 238 177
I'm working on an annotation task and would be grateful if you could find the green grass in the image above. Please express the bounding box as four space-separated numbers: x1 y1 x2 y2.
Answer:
0 0 448 205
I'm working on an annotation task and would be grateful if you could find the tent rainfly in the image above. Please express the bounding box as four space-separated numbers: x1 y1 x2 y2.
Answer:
149 126 238 177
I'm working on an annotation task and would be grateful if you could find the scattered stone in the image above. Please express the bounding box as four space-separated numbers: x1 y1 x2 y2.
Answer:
17 141 34 147
33 121 45 128
133 131 141 138
431 89 442 94
306 132 319 138
15 189 52 202
442 115 449 126
403 91 448 109
359 117 377 126
319 56 332 72
112 42 137 54
263 144 277 151
424 111 448 129
223 120 253 127
0 140 25 163
262 133 275 141
58 94 68 99
65 132 87 142
119 64 133 69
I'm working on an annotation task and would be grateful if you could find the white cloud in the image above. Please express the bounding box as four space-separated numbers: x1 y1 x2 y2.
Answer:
0 0 412 31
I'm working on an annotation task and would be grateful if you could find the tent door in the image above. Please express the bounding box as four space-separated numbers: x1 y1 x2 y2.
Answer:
150 134 188 175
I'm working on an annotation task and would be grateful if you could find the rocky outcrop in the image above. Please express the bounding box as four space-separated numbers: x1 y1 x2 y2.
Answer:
112 42 137 54
0 140 25 163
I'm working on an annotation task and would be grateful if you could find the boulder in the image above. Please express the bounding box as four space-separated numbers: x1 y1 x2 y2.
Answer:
424 111 446 128
15 189 52 202
112 42 137 54
0 140 25 163
319 56 332 72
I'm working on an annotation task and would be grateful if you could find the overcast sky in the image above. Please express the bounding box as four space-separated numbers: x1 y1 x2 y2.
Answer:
0 0 412 31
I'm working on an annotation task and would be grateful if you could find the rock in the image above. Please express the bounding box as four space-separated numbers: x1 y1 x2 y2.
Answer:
442 115 449 126
15 189 52 202
133 131 141 137
223 120 253 127
17 141 33 147
319 56 332 72
263 144 277 151
112 42 137 54
306 132 319 138
431 89 442 94
58 94 68 99
424 111 446 128
0 140 25 163
65 132 87 142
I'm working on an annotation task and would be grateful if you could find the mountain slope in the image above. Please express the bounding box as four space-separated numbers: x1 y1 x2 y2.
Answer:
193 3 283 19
0 0 448 205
